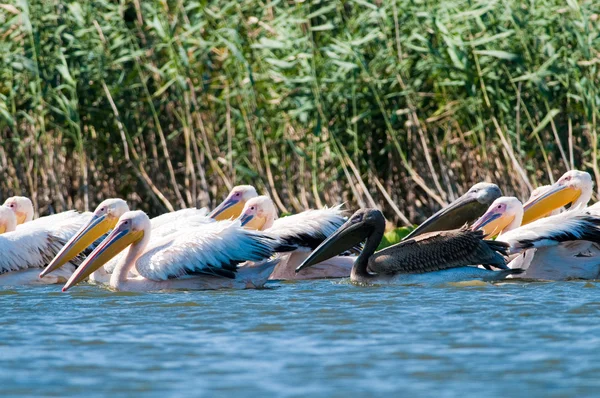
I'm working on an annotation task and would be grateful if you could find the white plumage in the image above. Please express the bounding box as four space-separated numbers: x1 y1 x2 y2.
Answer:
267 204 347 251
499 207 600 254
63 211 282 292
237 196 356 280
135 219 277 281
473 196 600 280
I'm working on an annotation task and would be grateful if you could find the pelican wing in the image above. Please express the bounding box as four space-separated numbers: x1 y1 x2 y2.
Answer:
0 227 72 274
508 241 600 280
135 220 278 281
499 210 600 253
150 208 209 230
268 205 347 251
369 228 508 274
19 211 92 241
104 211 214 275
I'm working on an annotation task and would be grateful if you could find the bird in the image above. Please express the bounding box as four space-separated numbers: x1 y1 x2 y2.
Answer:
40 198 212 283
61 211 282 292
209 185 258 220
3 196 96 243
296 208 516 285
521 170 592 225
0 205 86 285
403 182 502 240
472 196 600 280
236 196 356 280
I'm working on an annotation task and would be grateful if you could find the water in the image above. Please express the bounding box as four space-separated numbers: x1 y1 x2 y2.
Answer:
2 280 600 397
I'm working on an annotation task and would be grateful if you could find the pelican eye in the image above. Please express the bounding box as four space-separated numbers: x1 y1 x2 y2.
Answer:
351 214 363 223
250 206 255 210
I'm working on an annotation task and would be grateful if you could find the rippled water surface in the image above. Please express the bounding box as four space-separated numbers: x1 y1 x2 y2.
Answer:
2 280 600 397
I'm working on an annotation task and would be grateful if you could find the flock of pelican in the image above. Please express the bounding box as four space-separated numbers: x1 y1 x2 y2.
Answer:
1 169 600 292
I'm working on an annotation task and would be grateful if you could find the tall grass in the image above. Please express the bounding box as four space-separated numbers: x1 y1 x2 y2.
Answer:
0 0 598 222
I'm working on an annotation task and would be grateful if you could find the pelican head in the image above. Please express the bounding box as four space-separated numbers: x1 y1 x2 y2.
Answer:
40 198 129 278
4 196 33 224
0 205 17 234
522 170 592 224
467 182 503 205
402 182 501 240
296 208 384 272
238 196 277 230
209 185 258 220
63 211 149 291
471 197 523 237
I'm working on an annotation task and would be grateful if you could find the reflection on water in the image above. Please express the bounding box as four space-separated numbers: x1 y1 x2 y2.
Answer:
2 280 600 397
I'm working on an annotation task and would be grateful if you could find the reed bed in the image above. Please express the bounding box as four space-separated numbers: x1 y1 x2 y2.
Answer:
0 0 599 224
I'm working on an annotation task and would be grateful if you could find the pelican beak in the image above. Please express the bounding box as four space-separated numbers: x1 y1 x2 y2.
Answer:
296 219 366 273
40 213 116 278
403 193 476 240
0 224 7 234
471 210 511 238
239 213 266 230
239 213 254 227
62 222 143 292
15 211 27 225
209 197 244 220
522 184 580 224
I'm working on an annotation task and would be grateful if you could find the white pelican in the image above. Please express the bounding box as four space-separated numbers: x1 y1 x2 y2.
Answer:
404 182 502 239
237 196 356 280
296 208 517 285
521 170 592 224
40 198 212 283
62 211 281 292
0 205 85 285
527 185 561 216
472 196 600 280
209 185 258 220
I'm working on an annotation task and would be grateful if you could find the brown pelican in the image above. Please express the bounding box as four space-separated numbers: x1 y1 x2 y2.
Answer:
62 211 280 292
296 208 516 284
521 170 592 225
472 196 600 280
237 196 356 280
209 185 258 220
403 182 502 239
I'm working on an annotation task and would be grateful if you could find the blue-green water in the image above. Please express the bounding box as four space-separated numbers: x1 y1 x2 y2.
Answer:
2 280 600 397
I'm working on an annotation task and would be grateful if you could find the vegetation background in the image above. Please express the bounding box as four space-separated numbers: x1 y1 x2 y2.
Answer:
0 0 599 226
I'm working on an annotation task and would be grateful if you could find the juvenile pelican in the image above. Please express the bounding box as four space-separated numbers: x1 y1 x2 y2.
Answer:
521 170 592 225
237 196 356 280
297 208 516 285
404 182 502 239
0 206 83 285
209 185 258 220
41 198 212 282
62 211 281 292
472 196 600 280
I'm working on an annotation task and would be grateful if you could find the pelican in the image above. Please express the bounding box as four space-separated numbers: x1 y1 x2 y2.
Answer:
62 211 281 292
3 196 35 224
0 205 85 285
3 196 97 243
527 185 561 216
296 208 517 285
209 185 258 220
237 196 356 280
404 182 502 239
521 170 592 225
472 196 600 280
40 198 212 283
